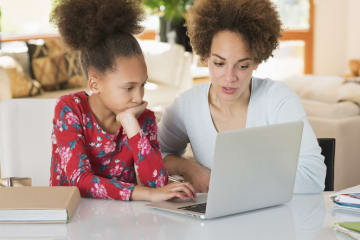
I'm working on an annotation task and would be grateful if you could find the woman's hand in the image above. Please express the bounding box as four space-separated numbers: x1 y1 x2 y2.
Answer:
183 161 211 193
131 182 196 202
116 101 148 138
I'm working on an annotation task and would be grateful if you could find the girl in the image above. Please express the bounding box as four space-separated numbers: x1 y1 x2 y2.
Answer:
50 0 195 201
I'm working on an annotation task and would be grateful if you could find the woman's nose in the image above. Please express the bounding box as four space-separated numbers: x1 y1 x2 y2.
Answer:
224 66 237 83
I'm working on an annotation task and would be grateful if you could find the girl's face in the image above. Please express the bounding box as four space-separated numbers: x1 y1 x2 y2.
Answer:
91 55 148 114
208 30 259 102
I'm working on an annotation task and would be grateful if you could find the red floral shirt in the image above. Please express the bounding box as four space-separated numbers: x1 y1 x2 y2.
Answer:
50 91 168 200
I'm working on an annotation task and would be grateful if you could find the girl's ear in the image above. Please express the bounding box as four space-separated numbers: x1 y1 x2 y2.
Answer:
88 69 100 94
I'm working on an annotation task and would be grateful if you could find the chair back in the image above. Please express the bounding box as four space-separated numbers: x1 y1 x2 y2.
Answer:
318 138 335 191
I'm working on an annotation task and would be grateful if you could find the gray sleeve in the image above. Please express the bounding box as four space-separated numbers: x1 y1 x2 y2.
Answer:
158 98 190 158
269 83 327 194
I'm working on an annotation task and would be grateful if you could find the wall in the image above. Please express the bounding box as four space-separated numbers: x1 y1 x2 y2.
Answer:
346 0 360 60
314 0 360 76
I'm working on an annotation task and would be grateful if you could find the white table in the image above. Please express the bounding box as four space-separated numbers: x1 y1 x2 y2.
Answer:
1 192 360 239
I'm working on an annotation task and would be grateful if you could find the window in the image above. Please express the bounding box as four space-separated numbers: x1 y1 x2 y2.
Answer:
1 0 57 36
255 0 314 79
272 0 310 30
0 1 156 42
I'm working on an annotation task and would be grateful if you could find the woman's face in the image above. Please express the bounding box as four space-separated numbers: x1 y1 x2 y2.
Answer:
94 55 148 114
208 30 259 102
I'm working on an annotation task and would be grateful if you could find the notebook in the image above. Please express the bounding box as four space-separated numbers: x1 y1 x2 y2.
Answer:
330 185 360 212
334 222 360 240
0 186 81 223
147 121 303 219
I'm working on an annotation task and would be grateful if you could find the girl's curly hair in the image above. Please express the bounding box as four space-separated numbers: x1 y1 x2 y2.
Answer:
186 0 282 63
51 0 145 77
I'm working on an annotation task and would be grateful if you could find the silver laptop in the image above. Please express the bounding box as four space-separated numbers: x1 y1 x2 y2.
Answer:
147 121 304 219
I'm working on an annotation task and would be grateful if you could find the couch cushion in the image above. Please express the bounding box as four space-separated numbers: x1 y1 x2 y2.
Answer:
284 75 344 103
27 39 85 91
139 40 187 87
0 41 30 75
0 56 41 99
301 99 360 119
143 82 181 108
338 82 360 105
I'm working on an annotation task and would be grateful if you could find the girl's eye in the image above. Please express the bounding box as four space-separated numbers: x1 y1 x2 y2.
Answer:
214 62 224 67
126 87 133 91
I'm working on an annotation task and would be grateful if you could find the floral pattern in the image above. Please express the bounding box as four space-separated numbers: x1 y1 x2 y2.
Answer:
50 91 168 200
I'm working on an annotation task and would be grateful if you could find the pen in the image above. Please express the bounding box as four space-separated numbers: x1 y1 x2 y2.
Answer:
168 175 184 183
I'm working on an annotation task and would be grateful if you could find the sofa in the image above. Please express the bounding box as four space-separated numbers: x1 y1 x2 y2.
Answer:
284 75 360 190
0 39 193 109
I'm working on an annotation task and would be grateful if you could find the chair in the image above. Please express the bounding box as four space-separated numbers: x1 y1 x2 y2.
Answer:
318 138 335 191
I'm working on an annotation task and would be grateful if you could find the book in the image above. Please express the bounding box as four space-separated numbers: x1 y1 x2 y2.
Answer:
0 186 80 223
334 222 360 240
330 185 360 210
334 194 360 208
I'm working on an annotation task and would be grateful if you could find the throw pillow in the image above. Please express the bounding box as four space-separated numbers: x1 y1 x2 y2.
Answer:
0 56 41 98
32 53 68 90
27 38 85 91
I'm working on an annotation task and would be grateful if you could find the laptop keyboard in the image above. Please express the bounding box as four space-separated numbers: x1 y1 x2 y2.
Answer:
178 203 207 214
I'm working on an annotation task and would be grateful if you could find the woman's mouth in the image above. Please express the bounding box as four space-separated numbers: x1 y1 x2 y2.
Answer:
222 87 236 95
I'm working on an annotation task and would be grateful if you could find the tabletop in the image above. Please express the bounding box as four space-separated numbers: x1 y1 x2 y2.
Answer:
1 192 360 240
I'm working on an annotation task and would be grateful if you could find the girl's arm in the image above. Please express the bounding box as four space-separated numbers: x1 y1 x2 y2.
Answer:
127 110 169 188
52 101 135 200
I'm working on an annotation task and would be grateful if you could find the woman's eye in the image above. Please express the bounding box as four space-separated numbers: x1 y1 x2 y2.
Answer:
125 87 133 91
214 62 224 67
239 65 250 70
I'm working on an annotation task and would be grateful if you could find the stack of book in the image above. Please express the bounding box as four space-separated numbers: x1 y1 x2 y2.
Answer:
330 185 360 239
330 185 360 213
0 186 80 223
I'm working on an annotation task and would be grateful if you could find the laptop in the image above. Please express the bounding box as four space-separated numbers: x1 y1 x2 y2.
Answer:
147 121 304 219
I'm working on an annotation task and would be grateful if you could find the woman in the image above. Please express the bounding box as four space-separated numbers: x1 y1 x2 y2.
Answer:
159 0 326 194
49 0 195 201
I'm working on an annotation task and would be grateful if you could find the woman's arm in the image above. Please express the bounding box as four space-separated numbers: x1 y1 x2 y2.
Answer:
163 154 210 193
159 99 210 192
270 83 326 193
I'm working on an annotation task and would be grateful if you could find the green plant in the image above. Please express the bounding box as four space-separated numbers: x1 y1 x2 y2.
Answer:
143 0 194 23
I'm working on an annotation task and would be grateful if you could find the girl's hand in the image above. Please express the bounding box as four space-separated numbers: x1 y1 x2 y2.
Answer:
115 101 148 138
149 182 196 202
116 101 148 121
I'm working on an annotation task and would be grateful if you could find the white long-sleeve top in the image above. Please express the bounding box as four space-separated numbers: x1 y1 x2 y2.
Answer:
159 77 326 193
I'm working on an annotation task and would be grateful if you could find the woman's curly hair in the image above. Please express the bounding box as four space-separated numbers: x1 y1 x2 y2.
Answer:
186 0 282 63
51 0 145 77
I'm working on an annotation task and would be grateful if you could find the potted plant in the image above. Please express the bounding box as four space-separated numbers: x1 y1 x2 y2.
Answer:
142 0 194 51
